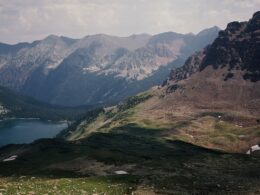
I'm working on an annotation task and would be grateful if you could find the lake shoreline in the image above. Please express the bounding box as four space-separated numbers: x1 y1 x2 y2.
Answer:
0 117 70 123
0 119 68 147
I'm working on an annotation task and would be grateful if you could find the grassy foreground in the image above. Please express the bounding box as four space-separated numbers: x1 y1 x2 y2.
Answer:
0 132 260 194
0 176 137 195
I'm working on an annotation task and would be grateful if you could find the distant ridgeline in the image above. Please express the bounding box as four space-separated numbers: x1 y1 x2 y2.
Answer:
0 27 220 106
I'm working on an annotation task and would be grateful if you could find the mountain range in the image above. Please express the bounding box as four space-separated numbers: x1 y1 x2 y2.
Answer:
0 27 220 106
62 11 260 153
0 11 259 195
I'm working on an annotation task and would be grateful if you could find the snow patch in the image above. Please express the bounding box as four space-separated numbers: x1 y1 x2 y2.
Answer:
114 170 128 175
3 155 18 162
246 145 260 155
83 66 101 73
46 60 63 69
251 145 260 152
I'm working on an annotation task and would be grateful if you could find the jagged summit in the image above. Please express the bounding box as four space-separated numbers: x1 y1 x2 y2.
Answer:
44 34 60 40
165 11 260 84
196 26 221 37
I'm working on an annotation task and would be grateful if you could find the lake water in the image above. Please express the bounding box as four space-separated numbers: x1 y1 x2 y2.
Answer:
0 119 68 147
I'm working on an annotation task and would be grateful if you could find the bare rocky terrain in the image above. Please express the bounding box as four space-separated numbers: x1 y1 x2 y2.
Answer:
0 27 219 106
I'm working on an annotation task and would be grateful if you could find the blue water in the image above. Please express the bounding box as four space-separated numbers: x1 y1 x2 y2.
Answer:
0 119 67 147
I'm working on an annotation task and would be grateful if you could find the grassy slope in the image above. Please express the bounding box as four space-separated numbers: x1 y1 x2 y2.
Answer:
0 75 259 194
63 90 260 153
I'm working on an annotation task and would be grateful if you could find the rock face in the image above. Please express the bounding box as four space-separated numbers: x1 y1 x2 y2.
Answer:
0 28 219 106
166 11 260 84
161 11 260 116
163 50 206 84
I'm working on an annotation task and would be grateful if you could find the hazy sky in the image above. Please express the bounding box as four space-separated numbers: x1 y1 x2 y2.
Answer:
0 0 259 44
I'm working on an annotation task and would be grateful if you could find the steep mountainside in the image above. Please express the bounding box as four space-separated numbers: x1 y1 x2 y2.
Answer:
166 12 260 83
0 28 219 106
62 12 260 153
0 86 89 120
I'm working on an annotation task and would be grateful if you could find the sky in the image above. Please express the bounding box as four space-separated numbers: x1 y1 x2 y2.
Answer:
0 0 259 44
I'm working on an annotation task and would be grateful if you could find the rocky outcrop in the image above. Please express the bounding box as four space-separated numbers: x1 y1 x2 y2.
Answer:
165 11 260 85
201 11 260 81
164 50 206 85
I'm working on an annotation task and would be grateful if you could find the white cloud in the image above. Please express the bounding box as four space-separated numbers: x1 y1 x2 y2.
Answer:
0 0 259 44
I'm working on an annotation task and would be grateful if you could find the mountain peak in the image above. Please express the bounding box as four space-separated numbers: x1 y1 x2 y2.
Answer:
129 33 151 39
40 34 63 45
166 11 260 85
201 12 259 79
196 26 221 37
41 34 78 47
253 11 260 19
44 34 60 40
